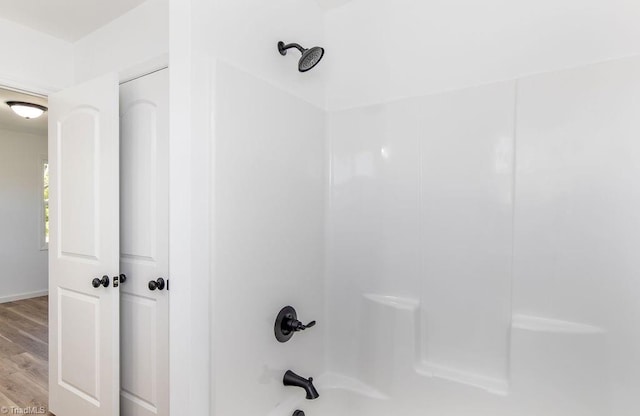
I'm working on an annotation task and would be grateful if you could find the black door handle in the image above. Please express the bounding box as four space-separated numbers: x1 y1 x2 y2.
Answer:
148 277 166 291
92 275 109 288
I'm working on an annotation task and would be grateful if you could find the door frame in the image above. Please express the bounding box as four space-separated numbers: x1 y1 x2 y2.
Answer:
0 51 208 416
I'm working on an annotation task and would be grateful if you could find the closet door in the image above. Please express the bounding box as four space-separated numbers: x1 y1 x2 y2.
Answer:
49 73 121 416
119 68 170 416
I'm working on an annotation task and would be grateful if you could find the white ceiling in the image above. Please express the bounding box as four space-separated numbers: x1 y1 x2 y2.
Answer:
0 88 48 135
0 0 148 42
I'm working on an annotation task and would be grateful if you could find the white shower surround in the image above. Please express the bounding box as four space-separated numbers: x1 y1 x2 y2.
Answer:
196 0 640 414
203 55 640 415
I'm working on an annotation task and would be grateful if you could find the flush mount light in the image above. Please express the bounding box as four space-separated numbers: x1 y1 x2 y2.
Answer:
6 101 48 119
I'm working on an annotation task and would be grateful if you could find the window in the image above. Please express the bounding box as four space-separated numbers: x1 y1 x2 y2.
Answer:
41 160 49 250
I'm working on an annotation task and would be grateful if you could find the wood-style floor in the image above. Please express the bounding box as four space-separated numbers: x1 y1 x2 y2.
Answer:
0 296 51 414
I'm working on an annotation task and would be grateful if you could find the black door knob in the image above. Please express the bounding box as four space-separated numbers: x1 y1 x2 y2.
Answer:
92 275 109 288
148 278 166 291
120 274 127 283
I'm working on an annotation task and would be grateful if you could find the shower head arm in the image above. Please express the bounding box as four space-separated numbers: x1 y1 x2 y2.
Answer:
278 41 306 56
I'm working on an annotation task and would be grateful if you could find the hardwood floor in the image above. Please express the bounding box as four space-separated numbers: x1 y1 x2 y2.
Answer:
0 296 51 414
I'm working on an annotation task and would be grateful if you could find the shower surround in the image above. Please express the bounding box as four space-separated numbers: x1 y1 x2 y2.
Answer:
193 0 640 414
323 56 640 415
205 54 640 416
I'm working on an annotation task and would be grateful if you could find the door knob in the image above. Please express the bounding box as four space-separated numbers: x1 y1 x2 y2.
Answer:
92 275 109 288
148 277 166 291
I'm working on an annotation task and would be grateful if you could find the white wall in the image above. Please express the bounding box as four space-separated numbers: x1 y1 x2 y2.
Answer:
0 18 73 93
73 0 169 83
0 0 168 93
167 1 213 415
324 0 640 110
0 128 48 301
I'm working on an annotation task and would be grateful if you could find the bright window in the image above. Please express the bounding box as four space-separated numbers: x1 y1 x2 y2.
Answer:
42 160 49 250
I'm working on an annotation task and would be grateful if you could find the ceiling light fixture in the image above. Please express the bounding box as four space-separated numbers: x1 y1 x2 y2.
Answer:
6 101 48 119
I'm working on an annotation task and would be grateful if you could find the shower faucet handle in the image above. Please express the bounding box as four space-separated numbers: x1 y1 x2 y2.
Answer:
286 318 316 332
275 306 317 343
298 320 316 330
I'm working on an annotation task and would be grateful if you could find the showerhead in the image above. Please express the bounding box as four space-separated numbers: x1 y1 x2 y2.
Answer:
278 41 325 72
299 47 324 72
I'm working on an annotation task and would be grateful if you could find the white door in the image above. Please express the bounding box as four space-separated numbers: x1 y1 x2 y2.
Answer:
49 73 121 416
119 69 170 416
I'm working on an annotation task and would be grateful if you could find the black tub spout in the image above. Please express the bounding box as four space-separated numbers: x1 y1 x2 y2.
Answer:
283 370 319 400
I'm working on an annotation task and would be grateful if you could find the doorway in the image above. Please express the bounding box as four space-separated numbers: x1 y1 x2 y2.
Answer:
47 69 169 416
0 67 169 416
0 87 50 413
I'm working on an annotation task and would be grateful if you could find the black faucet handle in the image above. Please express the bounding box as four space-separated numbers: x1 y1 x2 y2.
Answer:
275 306 317 343
301 320 316 330
289 319 316 331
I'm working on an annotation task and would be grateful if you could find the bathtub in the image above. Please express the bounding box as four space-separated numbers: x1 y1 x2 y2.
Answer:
268 371 512 416
269 373 390 416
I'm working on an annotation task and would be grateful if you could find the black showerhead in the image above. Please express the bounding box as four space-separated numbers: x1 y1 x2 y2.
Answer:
278 41 325 72
299 47 324 72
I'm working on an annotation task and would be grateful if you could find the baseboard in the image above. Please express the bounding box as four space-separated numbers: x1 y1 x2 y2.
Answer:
0 290 48 304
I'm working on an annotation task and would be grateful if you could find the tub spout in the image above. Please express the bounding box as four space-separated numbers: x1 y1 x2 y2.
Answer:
283 370 320 400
